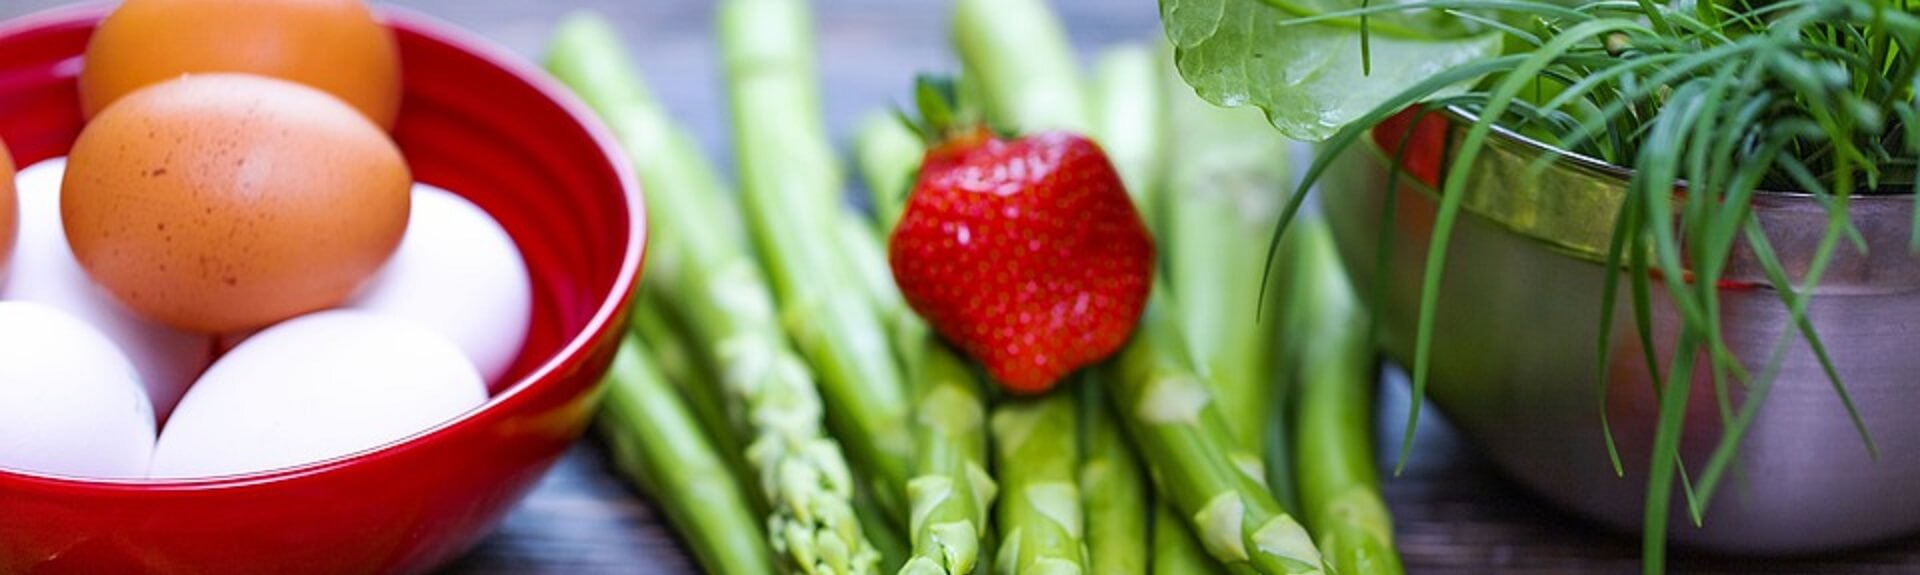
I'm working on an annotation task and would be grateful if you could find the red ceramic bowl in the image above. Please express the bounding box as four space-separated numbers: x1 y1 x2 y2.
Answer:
0 5 644 574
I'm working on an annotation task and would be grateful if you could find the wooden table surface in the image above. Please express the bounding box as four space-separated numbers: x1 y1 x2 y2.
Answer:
9 0 1920 573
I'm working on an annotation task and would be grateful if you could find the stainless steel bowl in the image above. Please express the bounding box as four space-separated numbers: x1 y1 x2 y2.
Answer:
1322 112 1920 554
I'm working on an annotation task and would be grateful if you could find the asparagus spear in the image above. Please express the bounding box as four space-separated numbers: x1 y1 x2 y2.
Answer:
1079 377 1151 575
852 151 996 575
719 0 914 518
1151 506 1217 575
1288 219 1403 575
548 15 882 574
838 208 927 356
630 292 755 489
992 394 1088 574
853 114 925 229
853 108 997 575
1090 46 1168 206
1162 64 1292 453
953 0 1091 134
1083 43 1165 575
1111 299 1323 575
860 477 914 574
601 335 777 575
1263 342 1304 519
956 5 1146 574
899 338 996 575
1131 48 1304 575
834 208 924 575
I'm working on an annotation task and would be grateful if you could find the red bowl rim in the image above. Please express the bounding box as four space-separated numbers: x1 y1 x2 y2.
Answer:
0 3 646 491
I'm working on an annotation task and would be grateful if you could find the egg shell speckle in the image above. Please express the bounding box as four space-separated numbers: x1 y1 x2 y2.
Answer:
63 74 411 333
3 157 214 418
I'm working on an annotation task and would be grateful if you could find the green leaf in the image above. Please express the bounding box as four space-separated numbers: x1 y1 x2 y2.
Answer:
1162 0 1503 141
1259 0 1476 37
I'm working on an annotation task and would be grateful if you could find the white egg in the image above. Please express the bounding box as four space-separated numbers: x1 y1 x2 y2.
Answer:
347 184 531 385
0 301 155 479
150 310 486 479
1 157 213 419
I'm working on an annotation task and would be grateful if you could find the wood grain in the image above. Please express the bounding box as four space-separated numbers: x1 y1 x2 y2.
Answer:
3 0 1917 572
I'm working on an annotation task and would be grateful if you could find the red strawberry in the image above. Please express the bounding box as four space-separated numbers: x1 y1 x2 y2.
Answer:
889 125 1155 394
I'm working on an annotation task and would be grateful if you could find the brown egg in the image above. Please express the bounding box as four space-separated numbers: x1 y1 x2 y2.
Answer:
64 74 411 333
81 0 402 129
0 141 14 284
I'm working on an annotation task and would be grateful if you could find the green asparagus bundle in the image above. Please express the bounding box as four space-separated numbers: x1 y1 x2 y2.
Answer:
1288 219 1403 575
548 15 881 574
718 0 914 519
600 334 776 575
569 3 1403 575
1111 299 1324 575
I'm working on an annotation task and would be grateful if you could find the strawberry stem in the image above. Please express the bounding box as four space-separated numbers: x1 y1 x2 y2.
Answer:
899 74 990 149
914 75 959 137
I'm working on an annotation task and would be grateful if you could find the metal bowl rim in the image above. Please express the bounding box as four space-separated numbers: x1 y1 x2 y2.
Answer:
1443 106 1909 204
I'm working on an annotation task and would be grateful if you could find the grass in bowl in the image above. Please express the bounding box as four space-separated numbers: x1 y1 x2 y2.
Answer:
1164 0 1920 570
